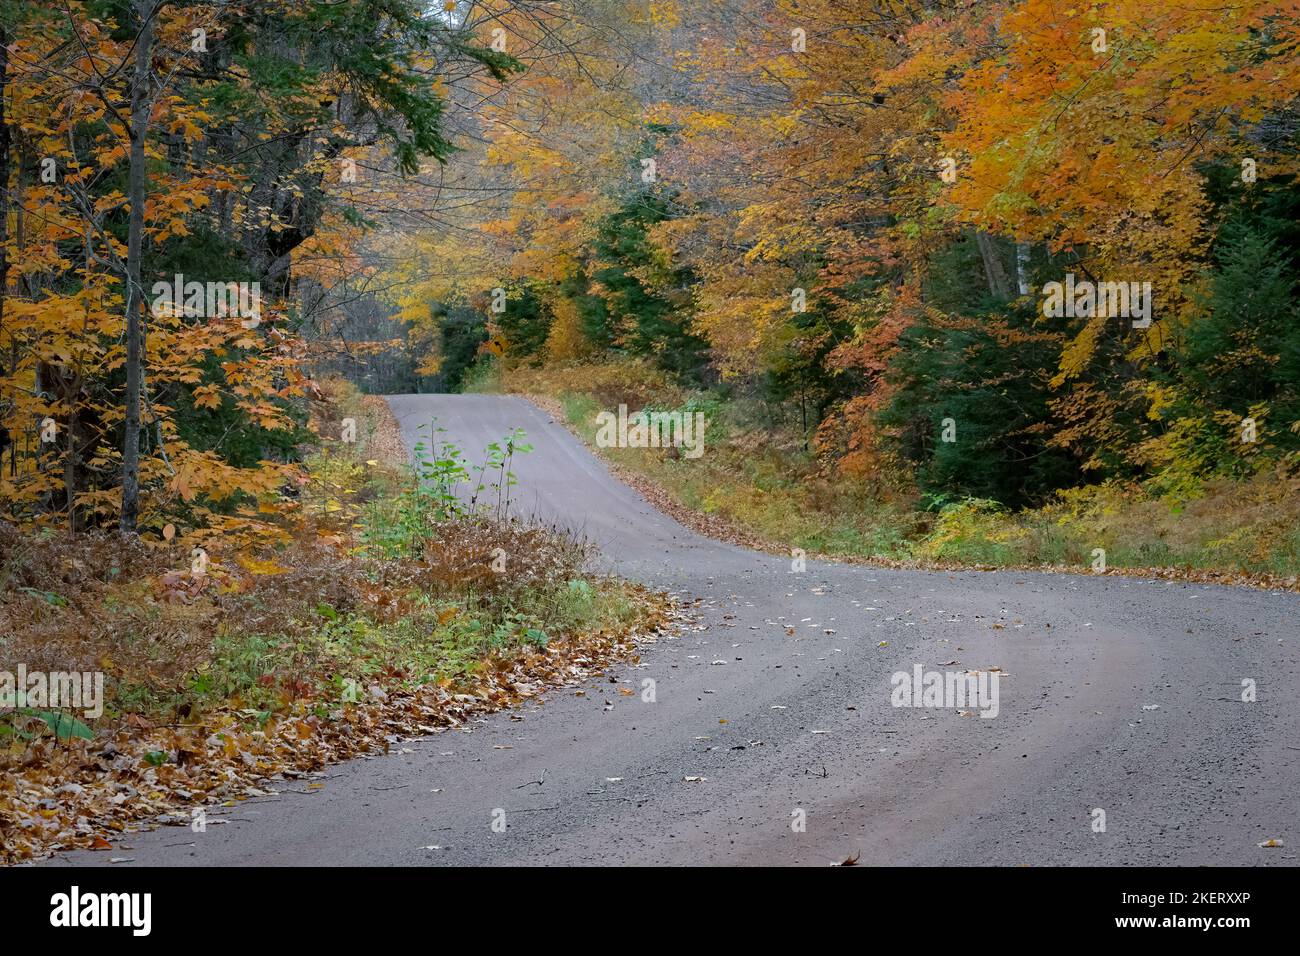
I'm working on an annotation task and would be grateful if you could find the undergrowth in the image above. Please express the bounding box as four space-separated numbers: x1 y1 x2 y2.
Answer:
497 359 1300 580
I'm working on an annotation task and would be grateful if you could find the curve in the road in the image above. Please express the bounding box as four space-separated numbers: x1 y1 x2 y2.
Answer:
54 394 1299 866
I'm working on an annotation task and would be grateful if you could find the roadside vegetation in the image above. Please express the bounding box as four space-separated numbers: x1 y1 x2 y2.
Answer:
0 380 668 862
479 360 1300 587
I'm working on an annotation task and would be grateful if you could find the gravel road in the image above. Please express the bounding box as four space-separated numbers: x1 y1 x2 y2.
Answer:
54 393 1299 866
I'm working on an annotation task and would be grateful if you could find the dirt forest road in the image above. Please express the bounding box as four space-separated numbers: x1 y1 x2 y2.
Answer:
56 394 1299 866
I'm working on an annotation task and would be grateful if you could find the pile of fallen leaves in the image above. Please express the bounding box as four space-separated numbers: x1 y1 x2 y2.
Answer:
357 394 410 466
0 584 675 863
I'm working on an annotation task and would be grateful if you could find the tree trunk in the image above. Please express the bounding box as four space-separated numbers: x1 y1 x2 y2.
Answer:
974 230 1012 300
1015 242 1031 295
120 0 155 534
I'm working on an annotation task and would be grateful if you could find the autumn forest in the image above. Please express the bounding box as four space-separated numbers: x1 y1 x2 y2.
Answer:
1 0 1298 872
3 0 1299 553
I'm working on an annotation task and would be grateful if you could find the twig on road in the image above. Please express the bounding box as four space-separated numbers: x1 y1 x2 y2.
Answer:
515 769 547 789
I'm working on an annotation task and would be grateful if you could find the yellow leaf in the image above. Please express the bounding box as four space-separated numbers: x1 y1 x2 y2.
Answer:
237 555 290 575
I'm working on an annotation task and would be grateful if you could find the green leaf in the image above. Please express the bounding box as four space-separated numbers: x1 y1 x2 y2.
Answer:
30 710 93 741
19 587 68 606
189 672 214 695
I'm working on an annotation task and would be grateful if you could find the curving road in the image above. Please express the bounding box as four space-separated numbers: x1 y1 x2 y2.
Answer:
57 394 1299 866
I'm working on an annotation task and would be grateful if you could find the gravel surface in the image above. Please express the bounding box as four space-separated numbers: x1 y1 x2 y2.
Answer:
52 394 1299 866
